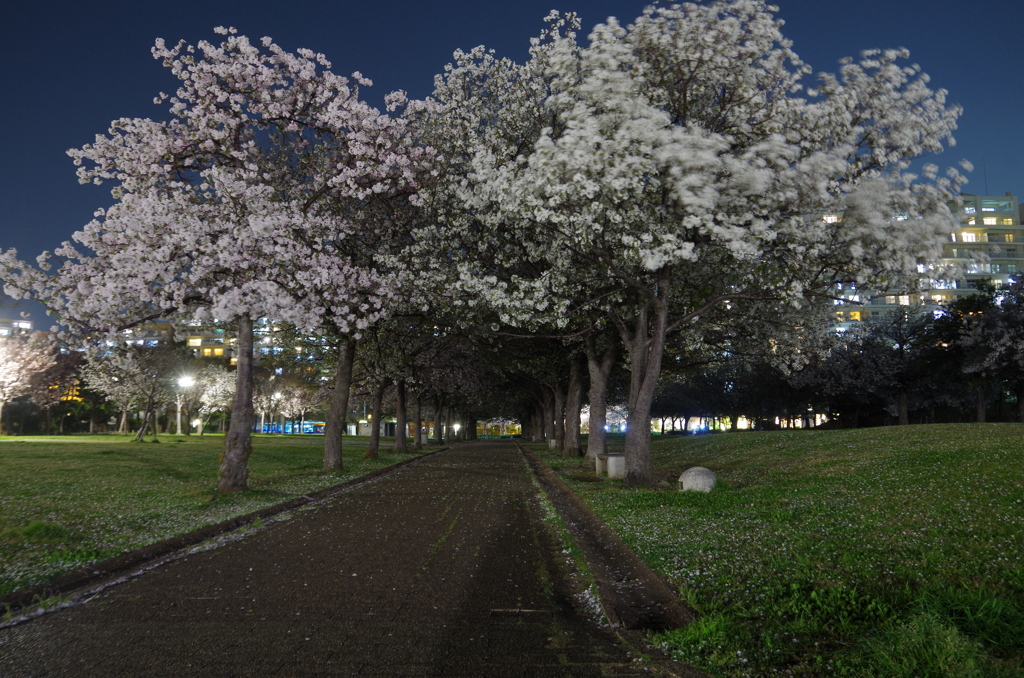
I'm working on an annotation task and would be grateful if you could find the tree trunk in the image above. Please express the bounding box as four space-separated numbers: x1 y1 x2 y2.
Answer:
445 406 455 444
218 314 255 492
620 276 672 487
366 382 384 459
897 390 909 425
134 396 155 442
394 379 408 453
563 353 584 457
413 392 423 450
323 336 357 471
542 389 555 445
584 333 616 461
552 381 566 452
1017 381 1024 423
433 396 444 444
528 406 541 442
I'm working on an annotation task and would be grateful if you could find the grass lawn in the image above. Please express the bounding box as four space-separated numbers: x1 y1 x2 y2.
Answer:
0 433 423 598
533 424 1024 677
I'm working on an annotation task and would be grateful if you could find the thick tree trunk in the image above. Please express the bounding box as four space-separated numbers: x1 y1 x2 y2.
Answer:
620 277 672 487
445 406 455 443
366 382 384 459
413 392 423 450
394 379 408 453
584 333 616 461
323 337 357 471
219 314 255 492
563 353 584 458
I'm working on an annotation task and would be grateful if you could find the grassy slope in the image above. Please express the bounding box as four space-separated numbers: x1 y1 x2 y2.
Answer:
534 424 1024 677
0 433 421 597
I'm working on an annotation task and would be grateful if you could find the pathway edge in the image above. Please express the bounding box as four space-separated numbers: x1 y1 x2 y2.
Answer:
522 445 710 678
1 448 444 615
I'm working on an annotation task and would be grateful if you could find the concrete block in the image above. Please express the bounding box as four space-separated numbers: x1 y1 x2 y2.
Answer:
606 453 625 479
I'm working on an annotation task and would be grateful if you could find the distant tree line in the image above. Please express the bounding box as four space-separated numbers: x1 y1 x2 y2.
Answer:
651 279 1024 429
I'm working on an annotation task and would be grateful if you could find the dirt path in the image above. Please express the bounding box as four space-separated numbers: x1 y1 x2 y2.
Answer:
0 442 654 677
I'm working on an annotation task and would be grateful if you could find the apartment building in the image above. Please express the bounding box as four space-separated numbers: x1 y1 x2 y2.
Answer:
836 192 1024 326
0 316 33 341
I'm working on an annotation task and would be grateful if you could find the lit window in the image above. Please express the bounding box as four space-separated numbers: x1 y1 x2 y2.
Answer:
213 348 224 356
961 232 977 242
898 295 911 305
187 338 202 347
203 348 213 357
822 214 840 223
849 311 862 322
965 206 976 214
1002 219 1015 226
984 218 997 225
967 218 976 225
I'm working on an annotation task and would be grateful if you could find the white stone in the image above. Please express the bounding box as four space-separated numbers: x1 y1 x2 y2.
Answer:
679 466 716 492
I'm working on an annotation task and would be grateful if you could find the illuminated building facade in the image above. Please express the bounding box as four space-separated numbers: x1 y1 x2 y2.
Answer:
836 192 1024 327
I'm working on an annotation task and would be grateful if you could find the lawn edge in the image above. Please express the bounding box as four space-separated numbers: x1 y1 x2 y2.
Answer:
1 448 444 614
521 444 710 678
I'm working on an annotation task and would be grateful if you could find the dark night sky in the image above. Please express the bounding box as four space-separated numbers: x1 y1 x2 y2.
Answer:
3 0 1022 322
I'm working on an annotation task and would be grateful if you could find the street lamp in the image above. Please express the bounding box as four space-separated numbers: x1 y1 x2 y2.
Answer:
176 376 195 435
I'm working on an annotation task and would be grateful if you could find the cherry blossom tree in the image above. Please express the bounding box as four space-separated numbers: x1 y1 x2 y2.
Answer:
1 28 434 490
81 344 186 440
28 349 85 435
0 333 52 434
195 364 236 434
421 1 967 485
